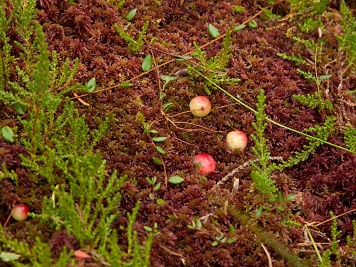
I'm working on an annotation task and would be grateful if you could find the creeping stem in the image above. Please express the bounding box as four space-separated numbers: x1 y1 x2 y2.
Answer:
190 68 355 154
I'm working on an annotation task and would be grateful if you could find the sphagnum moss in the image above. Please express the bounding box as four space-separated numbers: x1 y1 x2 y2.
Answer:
1 0 356 266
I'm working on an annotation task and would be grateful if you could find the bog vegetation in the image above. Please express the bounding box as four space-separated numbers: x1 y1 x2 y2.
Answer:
0 0 356 266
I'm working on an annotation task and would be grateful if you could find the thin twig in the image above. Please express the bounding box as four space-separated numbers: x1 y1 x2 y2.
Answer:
314 208 356 227
212 157 284 190
261 244 273 267
160 245 184 258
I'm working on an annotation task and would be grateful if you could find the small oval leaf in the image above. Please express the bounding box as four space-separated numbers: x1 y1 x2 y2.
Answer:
120 82 134 88
228 238 237 244
233 24 246 32
1 126 14 143
155 146 165 154
13 102 26 115
142 54 152 72
86 77 96 93
168 175 184 184
256 206 263 217
126 8 137 21
156 198 166 205
161 75 177 90
208 24 220 38
0 252 21 262
152 136 167 142
163 102 174 112
248 19 258 28
212 241 219 247
152 157 163 165
144 226 152 232
320 74 332 80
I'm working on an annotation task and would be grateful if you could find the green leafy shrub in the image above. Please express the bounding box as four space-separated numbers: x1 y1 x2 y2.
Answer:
250 90 278 198
336 1 356 73
115 21 149 54
0 1 153 265
188 29 240 95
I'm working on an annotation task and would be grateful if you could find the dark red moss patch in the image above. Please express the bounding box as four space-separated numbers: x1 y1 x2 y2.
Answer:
1 0 356 266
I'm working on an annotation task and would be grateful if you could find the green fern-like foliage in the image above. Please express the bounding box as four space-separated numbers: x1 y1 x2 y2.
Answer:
0 0 13 92
343 124 356 152
336 1 356 72
288 0 330 16
35 170 153 265
38 162 125 249
318 212 342 266
115 21 149 54
298 17 323 33
345 221 356 259
318 249 332 267
277 116 336 170
0 226 73 266
20 100 109 184
187 29 240 95
330 212 342 262
250 89 278 198
100 202 154 266
293 90 333 111
1 22 80 110
277 52 306 65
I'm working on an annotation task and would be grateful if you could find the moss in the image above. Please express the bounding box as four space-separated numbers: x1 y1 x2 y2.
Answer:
1 0 356 266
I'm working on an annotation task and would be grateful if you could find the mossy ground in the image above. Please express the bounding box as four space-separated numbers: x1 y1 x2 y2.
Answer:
1 0 356 266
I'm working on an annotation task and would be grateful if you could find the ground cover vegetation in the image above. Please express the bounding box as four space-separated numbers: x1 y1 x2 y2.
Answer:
0 0 356 266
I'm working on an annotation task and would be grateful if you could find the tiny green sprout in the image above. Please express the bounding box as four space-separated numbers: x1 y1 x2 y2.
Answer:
188 219 202 229
1 126 14 143
13 102 26 115
168 175 184 184
208 24 220 38
159 93 166 101
146 176 157 185
150 37 157 45
163 102 175 112
152 156 163 165
286 194 298 201
319 74 332 80
142 54 152 72
126 8 137 21
154 182 161 191
144 226 152 232
85 77 96 93
144 223 159 235
256 206 263 217
152 136 167 142
229 224 236 233
233 5 245 13
228 238 236 244
120 82 134 88
160 75 177 90
155 146 165 154
248 19 258 28
233 24 246 32
156 198 166 205
277 206 285 212
212 233 226 246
